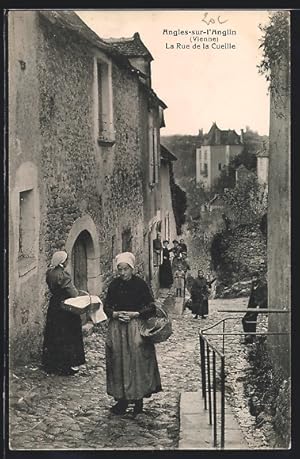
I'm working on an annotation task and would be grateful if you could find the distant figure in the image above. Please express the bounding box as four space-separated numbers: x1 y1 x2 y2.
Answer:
242 269 268 344
181 252 191 274
179 238 188 254
174 264 185 297
159 240 173 288
171 240 182 272
222 213 231 231
153 233 162 267
190 270 210 319
207 271 217 299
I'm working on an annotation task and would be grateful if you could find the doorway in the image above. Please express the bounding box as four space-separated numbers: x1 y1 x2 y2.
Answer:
71 230 90 293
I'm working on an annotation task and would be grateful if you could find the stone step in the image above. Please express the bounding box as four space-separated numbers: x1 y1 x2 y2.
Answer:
178 391 247 450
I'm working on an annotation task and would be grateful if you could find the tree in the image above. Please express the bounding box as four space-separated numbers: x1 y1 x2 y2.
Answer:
222 175 268 226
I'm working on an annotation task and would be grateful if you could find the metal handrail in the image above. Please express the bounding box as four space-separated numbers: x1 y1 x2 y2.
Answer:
199 331 225 448
198 309 290 449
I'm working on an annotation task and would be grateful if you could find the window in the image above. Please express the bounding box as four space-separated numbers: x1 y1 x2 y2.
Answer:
165 214 170 241
122 228 132 252
201 163 208 177
218 163 222 171
95 56 114 146
204 150 207 161
149 110 159 186
19 189 35 258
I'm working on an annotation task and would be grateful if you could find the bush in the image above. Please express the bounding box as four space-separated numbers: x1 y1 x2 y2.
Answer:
244 338 291 448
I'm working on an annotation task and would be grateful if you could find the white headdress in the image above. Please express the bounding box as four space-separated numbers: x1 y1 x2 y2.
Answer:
115 252 135 270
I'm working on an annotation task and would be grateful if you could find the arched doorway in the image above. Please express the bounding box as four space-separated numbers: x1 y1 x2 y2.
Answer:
71 230 90 293
65 215 101 296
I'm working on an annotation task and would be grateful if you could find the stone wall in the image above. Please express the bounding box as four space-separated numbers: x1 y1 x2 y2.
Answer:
267 57 291 378
9 12 148 363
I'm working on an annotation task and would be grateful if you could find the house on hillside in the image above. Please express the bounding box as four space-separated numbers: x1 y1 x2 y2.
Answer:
196 122 244 189
8 11 173 363
256 140 269 187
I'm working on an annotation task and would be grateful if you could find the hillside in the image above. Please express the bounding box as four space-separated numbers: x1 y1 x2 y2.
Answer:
161 135 200 185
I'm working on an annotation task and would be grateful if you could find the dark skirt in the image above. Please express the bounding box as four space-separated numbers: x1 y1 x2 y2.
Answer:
42 297 85 373
106 318 162 401
159 261 173 288
191 297 209 316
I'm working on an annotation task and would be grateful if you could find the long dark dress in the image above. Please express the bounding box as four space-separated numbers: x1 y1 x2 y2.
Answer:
104 275 162 401
159 248 173 288
42 266 85 373
190 277 210 316
242 278 268 338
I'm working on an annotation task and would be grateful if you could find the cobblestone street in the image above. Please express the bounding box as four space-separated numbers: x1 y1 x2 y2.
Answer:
9 295 268 450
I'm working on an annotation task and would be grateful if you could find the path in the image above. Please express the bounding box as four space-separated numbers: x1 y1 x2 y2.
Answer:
9 295 267 450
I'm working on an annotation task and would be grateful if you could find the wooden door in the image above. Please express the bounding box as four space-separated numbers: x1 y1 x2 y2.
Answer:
72 231 88 292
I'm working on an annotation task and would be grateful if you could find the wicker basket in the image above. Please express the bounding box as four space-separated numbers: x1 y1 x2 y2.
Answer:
140 305 172 344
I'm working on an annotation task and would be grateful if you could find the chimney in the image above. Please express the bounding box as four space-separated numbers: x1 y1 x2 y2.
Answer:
240 129 244 144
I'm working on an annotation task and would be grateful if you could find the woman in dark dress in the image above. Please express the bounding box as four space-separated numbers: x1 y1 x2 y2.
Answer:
190 270 210 319
159 240 173 288
42 251 85 375
104 252 162 415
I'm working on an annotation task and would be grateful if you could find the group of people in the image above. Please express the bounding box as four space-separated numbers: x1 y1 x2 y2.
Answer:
158 237 216 319
43 250 162 416
159 238 190 295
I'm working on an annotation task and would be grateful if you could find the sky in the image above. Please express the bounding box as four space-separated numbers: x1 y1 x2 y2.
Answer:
77 10 272 136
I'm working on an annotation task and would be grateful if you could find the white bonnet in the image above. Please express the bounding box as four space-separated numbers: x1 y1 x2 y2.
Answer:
115 252 135 270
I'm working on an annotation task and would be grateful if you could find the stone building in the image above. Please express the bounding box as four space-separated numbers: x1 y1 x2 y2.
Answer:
160 145 178 243
8 11 175 363
256 140 269 188
196 122 244 189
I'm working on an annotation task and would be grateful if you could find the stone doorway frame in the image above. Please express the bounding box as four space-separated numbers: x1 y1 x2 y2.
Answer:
65 215 101 295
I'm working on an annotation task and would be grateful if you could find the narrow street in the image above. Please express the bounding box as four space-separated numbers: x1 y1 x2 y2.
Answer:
9 294 268 450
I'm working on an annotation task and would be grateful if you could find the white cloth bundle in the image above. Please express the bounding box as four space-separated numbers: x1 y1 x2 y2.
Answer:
89 299 107 324
63 295 107 323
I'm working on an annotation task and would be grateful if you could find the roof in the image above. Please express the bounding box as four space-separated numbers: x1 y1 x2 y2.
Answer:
204 122 242 146
38 12 166 109
160 144 177 162
39 11 113 54
103 33 154 61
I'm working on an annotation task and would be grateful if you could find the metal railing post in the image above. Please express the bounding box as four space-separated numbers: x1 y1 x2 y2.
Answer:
222 320 225 355
220 355 225 449
199 334 207 409
206 343 212 425
212 351 217 447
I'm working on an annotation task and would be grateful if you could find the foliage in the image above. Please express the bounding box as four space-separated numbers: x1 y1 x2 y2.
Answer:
180 177 212 220
212 163 235 193
245 338 291 448
258 11 290 94
222 175 267 225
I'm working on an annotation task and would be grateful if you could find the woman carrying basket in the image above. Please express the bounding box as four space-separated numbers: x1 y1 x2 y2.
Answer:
104 252 162 415
42 251 86 376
